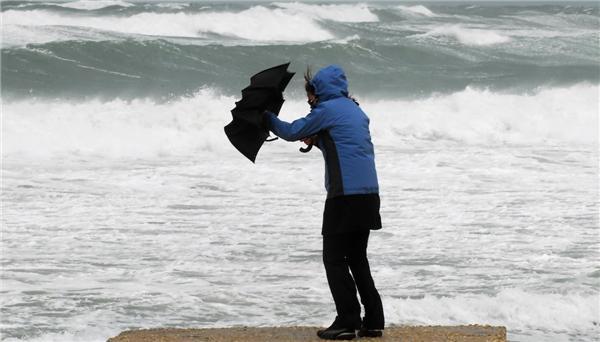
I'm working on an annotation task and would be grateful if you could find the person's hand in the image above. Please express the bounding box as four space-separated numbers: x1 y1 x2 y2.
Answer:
301 135 318 145
262 110 273 130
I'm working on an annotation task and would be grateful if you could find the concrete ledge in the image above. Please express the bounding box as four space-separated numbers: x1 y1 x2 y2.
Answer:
108 325 507 341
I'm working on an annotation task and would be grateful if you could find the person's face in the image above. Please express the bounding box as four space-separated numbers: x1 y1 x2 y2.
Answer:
307 92 317 107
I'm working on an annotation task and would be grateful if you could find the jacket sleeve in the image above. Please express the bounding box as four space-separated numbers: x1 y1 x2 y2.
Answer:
266 107 329 142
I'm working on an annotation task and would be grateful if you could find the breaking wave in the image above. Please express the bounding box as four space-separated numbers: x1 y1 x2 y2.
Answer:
1 7 336 42
368 83 598 146
420 25 511 46
3 84 597 160
58 0 133 10
4 36 597 100
397 5 436 17
384 288 599 341
274 2 378 22
2 2 378 44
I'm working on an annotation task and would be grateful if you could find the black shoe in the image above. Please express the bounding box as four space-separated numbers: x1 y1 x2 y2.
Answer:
357 327 383 338
317 317 357 340
317 327 356 340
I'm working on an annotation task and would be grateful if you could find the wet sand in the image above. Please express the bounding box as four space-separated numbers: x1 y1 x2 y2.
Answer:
108 325 506 341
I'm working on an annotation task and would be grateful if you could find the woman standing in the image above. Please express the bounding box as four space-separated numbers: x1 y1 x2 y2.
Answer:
264 65 384 340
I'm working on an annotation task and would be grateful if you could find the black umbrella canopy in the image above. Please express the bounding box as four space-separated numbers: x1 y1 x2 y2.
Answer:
224 63 295 162
247 63 295 91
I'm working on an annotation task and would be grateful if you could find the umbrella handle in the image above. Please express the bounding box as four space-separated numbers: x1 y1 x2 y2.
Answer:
299 143 313 153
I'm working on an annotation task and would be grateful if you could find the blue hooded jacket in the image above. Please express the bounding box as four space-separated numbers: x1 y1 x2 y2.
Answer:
266 65 379 198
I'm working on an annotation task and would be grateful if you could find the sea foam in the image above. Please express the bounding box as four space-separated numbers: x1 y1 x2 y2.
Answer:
274 2 379 22
397 5 436 17
1 24 127 47
2 3 379 44
383 288 599 341
3 84 597 160
1 6 336 42
58 0 133 10
368 83 598 146
422 25 511 46
2 89 235 160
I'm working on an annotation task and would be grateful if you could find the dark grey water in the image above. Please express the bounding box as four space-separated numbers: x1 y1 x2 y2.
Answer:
2 1 599 100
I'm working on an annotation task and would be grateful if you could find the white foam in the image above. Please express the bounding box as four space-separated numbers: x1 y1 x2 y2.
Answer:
274 2 379 22
421 25 511 46
1 24 123 47
2 88 237 160
2 7 334 42
367 83 598 147
2 84 597 161
397 5 436 17
383 288 599 340
2 326 120 342
330 34 361 44
59 0 134 10
2 86 598 342
154 3 191 10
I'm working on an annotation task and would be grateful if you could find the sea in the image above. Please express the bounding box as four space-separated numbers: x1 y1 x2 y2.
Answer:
1 1 599 341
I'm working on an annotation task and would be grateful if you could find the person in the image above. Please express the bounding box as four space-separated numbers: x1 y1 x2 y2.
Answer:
264 65 385 340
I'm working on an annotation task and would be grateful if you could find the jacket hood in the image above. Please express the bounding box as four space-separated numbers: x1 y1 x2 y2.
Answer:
310 65 349 102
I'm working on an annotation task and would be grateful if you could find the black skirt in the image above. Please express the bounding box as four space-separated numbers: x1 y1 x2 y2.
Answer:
322 193 382 236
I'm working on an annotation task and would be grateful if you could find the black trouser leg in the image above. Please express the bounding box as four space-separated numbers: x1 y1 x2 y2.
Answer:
346 231 385 329
323 230 384 330
323 233 362 329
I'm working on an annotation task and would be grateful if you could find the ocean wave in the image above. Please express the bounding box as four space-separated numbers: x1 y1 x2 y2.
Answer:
59 0 133 10
153 2 192 10
273 2 378 22
2 325 119 342
509 11 600 30
6 37 598 100
1 2 379 44
397 5 436 17
384 288 599 340
2 24 129 47
1 6 335 43
2 1 597 57
418 25 511 46
368 83 598 146
2 287 597 341
3 84 597 160
2 88 235 160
